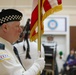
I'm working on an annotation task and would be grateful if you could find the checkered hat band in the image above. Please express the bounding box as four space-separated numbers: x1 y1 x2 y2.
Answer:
0 15 22 24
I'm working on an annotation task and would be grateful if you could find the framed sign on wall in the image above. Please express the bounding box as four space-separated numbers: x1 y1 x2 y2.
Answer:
43 16 67 33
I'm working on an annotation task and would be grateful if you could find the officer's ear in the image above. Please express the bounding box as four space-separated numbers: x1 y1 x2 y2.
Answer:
1 23 8 32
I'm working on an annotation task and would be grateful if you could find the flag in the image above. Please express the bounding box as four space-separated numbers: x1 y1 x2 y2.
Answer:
30 0 62 41
30 0 44 42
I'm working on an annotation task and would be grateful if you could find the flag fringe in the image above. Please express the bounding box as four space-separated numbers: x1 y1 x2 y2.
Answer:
30 22 44 42
42 4 62 21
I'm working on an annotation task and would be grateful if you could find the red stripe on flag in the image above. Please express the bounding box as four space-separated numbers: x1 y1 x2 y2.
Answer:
30 6 38 28
43 0 52 12
57 0 62 5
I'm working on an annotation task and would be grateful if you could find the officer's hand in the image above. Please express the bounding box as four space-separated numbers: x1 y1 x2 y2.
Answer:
34 57 45 71
24 57 45 75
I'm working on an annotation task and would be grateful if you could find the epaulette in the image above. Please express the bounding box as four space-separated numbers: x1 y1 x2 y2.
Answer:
0 43 5 50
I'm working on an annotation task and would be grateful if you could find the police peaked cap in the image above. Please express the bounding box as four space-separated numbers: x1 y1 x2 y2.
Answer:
0 9 23 26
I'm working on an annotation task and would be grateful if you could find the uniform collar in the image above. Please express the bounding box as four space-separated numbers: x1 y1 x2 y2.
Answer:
0 37 13 50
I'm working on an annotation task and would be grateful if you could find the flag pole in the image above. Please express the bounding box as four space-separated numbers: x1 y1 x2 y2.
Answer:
37 0 41 75
38 0 41 54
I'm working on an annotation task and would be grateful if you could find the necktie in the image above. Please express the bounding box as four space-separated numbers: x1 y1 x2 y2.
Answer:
13 46 26 70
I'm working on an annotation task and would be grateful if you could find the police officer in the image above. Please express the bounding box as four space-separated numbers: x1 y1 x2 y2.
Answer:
0 9 45 75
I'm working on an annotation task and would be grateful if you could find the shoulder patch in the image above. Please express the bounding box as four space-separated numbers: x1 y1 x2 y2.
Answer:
0 43 5 50
0 52 10 61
